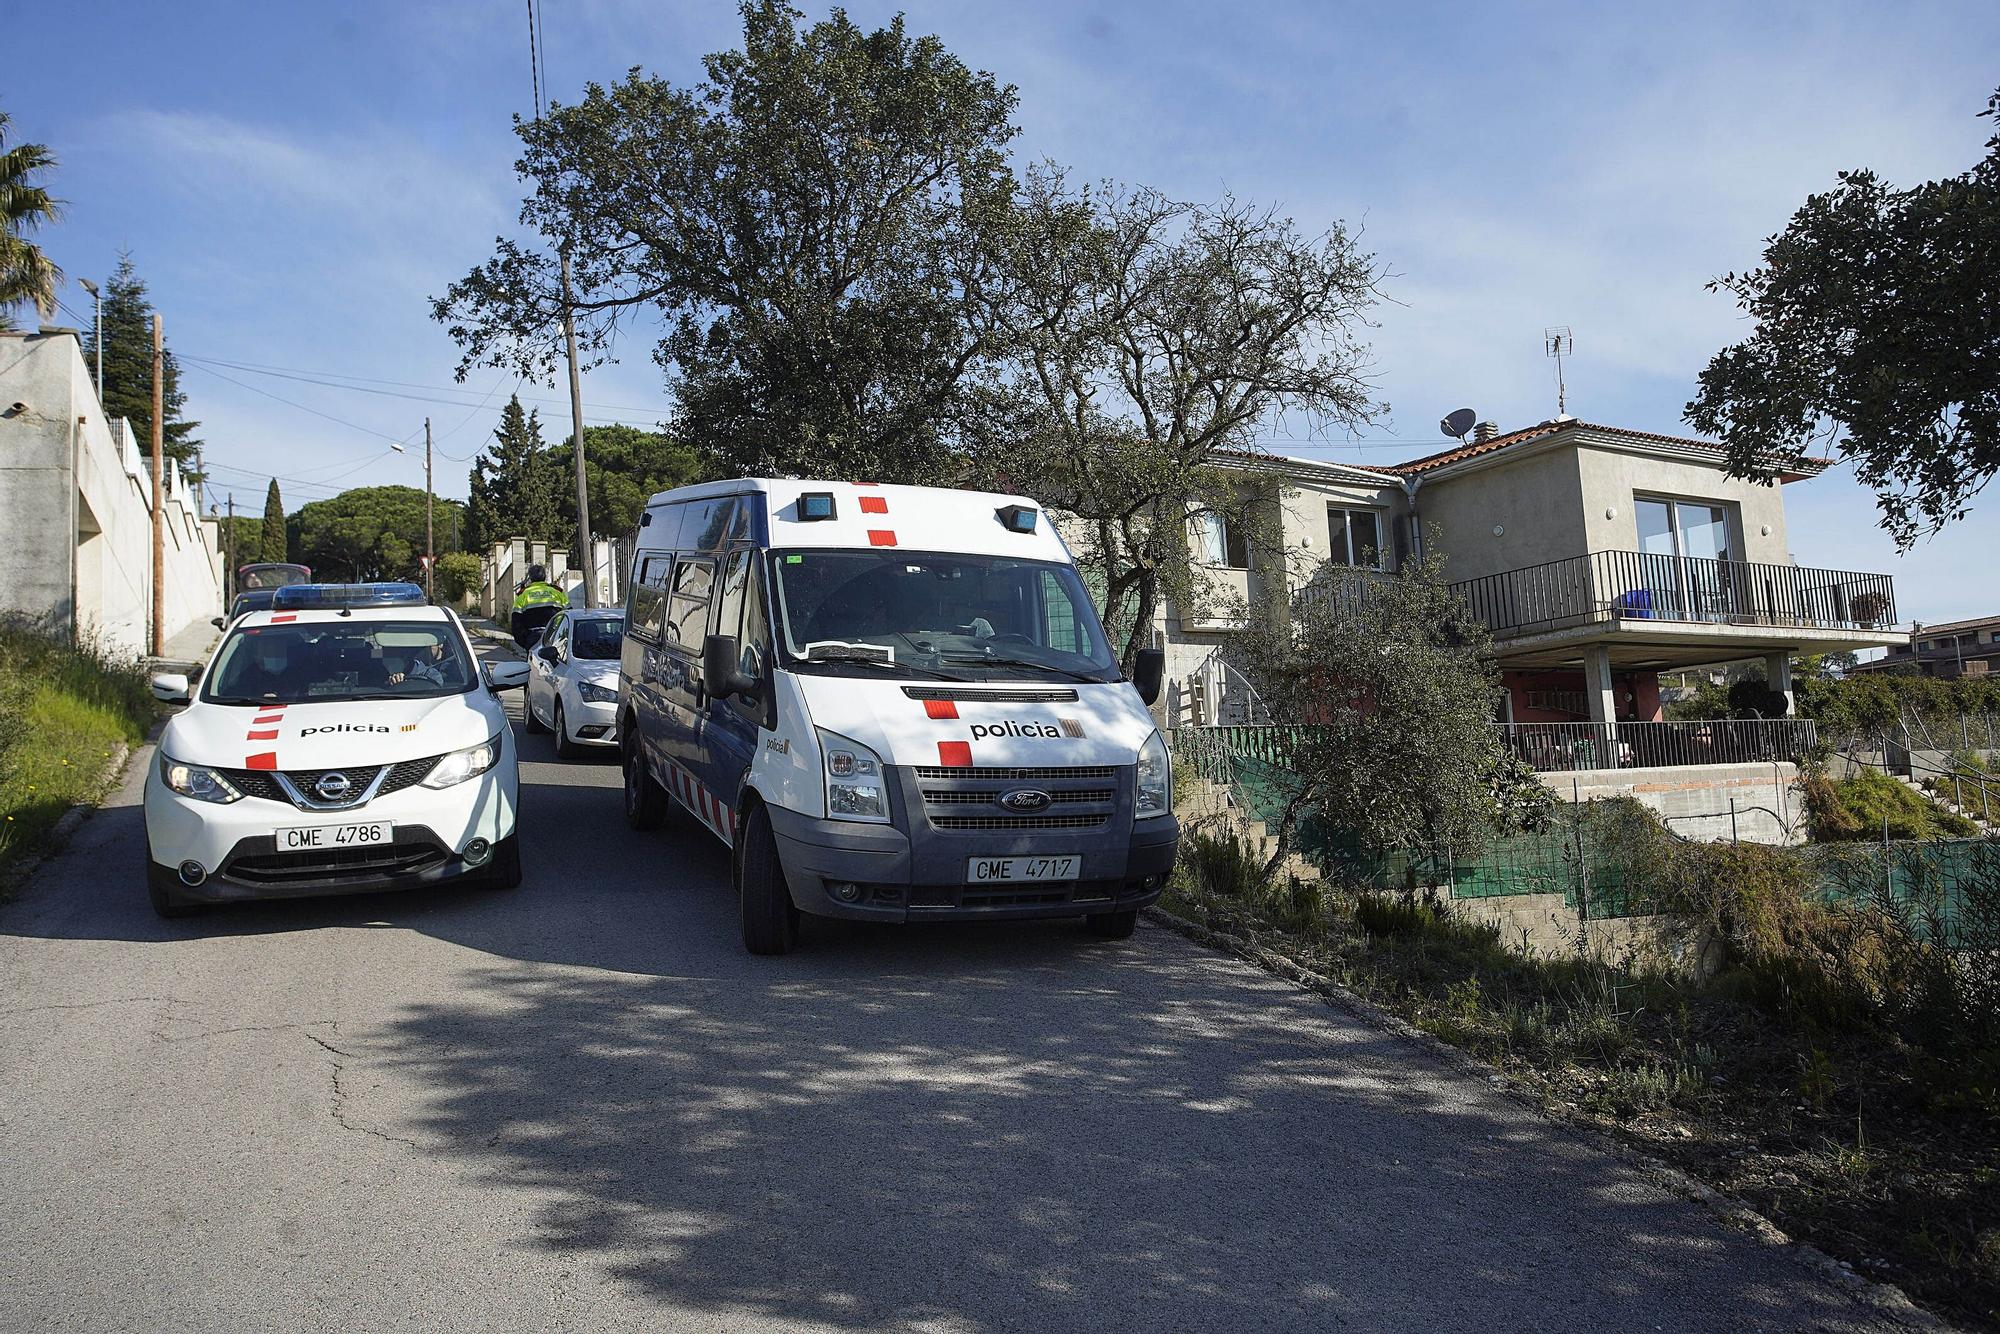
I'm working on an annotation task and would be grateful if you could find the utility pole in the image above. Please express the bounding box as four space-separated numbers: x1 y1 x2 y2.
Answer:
150 314 165 656
423 417 437 602
561 249 595 607
225 492 236 606
80 278 103 407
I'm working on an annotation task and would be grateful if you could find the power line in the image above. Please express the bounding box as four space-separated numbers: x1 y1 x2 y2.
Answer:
181 358 421 447
175 351 666 421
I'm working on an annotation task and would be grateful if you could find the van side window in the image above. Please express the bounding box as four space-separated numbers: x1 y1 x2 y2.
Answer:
627 555 672 641
666 557 716 653
714 549 769 719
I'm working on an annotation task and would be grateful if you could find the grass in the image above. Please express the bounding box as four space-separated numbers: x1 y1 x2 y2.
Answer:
0 617 157 881
1162 825 2000 1329
1806 766 1979 840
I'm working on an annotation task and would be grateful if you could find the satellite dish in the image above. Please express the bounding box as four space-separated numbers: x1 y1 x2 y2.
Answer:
1440 408 1477 441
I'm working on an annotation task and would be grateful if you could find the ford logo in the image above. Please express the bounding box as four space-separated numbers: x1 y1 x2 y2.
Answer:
998 788 1051 813
314 772 353 801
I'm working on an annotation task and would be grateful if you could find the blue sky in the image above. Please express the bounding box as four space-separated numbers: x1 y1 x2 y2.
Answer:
11 1 1998 626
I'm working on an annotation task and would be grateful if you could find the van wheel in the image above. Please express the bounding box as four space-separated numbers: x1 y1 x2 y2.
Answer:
1085 909 1138 940
146 853 198 919
737 803 799 956
483 833 523 889
553 700 582 760
622 731 668 830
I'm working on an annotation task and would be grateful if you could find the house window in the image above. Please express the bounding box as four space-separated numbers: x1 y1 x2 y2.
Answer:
1191 510 1250 569
1327 506 1383 569
1633 495 1736 620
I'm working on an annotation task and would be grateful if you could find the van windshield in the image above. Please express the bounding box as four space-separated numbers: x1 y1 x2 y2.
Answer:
202 621 475 705
770 550 1119 682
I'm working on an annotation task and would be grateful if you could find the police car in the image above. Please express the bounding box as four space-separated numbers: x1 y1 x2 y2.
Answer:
143 583 531 917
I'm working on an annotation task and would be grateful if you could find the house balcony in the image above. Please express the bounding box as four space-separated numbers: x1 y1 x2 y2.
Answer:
1496 718 1819 773
1452 550 1904 669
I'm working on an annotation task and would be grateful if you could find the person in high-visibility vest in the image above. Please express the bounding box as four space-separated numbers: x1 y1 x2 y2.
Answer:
511 563 569 649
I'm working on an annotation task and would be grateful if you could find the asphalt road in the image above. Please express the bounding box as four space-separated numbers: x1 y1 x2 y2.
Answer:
0 676 1925 1332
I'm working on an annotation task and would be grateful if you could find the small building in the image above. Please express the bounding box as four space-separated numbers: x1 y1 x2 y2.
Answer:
1851 613 2000 680
0 328 222 658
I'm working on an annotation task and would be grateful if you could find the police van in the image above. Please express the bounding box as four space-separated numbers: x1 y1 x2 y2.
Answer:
619 479 1180 955
143 583 531 917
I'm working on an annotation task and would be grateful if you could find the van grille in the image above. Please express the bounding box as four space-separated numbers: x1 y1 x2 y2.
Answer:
900 687 1081 703
930 814 1109 831
909 764 1125 833
910 765 1116 781
922 788 1113 806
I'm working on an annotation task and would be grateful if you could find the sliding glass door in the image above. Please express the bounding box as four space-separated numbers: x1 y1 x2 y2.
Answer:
1633 497 1733 621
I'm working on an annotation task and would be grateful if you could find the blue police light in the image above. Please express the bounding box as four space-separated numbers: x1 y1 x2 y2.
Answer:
271 582 427 610
798 492 837 521
996 504 1038 534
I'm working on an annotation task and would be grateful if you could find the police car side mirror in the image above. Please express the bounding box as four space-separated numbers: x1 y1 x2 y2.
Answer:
1132 648 1165 706
485 660 530 692
703 633 760 701
151 672 191 704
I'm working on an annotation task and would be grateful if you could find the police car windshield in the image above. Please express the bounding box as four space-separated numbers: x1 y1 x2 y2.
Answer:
771 550 1119 682
202 621 474 705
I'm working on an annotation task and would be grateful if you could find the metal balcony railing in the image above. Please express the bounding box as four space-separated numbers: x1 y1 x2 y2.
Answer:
1452 550 1896 640
1495 718 1820 772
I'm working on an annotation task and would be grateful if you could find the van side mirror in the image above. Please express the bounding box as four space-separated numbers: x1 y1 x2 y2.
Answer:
1132 648 1165 706
703 633 760 701
211 615 226 630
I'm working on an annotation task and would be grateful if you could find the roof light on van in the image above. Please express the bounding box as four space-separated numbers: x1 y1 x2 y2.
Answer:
798 492 837 521
996 504 1038 534
271 582 427 610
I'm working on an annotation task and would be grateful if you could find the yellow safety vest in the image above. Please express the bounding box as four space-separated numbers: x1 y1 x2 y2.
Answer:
513 580 568 613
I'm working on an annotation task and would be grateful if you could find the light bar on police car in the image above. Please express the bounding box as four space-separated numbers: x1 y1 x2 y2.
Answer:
271 582 428 611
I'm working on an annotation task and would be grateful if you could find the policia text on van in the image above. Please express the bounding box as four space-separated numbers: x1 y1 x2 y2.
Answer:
618 479 1179 954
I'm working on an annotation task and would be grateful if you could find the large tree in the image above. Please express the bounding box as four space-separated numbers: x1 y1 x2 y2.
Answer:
549 424 715 540
433 0 1021 485
979 173 1384 667
0 109 62 330
292 485 466 583
1688 87 2000 548
259 479 287 563
465 396 563 549
82 254 203 477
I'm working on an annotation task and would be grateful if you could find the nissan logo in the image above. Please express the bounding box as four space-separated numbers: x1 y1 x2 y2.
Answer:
314 772 353 801
998 788 1052 813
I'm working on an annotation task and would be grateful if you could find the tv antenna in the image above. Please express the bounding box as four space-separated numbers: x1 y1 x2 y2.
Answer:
1439 407 1477 442
1545 327 1574 418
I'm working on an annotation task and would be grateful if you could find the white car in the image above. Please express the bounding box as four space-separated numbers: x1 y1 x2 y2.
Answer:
143 583 531 917
523 608 625 758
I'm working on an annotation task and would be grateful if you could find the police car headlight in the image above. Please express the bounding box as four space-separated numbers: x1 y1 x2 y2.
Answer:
422 734 502 789
1136 730 1170 820
576 680 618 705
159 753 243 804
817 728 889 823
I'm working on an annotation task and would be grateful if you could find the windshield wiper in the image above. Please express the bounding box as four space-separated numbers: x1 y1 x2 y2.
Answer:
937 654 1109 684
803 653 967 682
204 695 283 706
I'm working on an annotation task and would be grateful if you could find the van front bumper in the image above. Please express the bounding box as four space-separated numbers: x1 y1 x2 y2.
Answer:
765 803 1179 924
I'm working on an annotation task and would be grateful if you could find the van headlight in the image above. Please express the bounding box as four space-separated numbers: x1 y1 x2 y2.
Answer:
818 728 889 823
576 680 618 704
422 735 502 789
1136 730 1170 819
159 753 243 804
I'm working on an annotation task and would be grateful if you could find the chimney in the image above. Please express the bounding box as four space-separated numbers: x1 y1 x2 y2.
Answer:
1471 421 1500 444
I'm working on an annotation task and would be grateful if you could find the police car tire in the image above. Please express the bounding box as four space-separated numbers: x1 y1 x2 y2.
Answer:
737 804 799 956
145 854 199 919
483 833 523 890
553 701 582 760
623 733 669 830
1085 909 1138 940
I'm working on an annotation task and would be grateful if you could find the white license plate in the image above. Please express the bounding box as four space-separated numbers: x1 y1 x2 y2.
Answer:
965 855 1080 883
278 822 393 851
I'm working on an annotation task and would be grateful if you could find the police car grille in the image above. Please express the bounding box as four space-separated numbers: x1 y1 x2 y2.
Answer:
930 814 1108 831
923 789 1114 806
910 764 1123 832
379 756 442 795
219 769 287 802
285 766 386 794
899 687 1081 703
910 765 1116 781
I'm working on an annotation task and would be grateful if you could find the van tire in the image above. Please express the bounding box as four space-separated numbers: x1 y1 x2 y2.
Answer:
483 832 523 889
146 854 199 919
622 732 668 831
737 803 799 956
553 701 582 760
1085 909 1138 940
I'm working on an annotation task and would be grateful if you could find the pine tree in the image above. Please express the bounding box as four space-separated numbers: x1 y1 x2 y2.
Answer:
466 396 563 549
260 479 286 563
81 253 202 478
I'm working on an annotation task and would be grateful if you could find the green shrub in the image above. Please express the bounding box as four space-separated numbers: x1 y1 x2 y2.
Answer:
1811 768 1977 841
1179 827 1262 900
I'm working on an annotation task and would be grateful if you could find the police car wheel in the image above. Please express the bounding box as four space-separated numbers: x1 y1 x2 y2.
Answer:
737 803 799 956
622 733 669 830
522 689 547 734
1084 909 1138 940
553 700 582 760
482 832 523 890
145 851 200 919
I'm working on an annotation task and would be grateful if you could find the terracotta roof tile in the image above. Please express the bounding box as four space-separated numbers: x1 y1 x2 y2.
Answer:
1390 419 1830 479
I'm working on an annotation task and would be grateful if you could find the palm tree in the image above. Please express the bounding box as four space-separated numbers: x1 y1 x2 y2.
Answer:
0 109 63 331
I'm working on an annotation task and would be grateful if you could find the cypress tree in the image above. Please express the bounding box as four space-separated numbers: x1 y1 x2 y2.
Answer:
466 396 562 549
81 253 202 477
260 479 286 563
